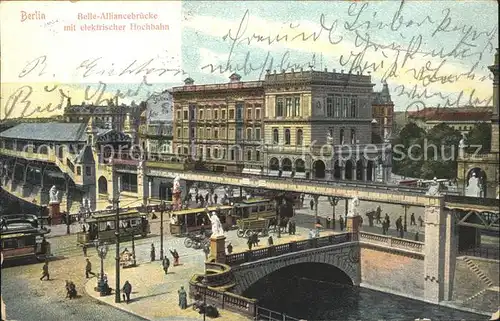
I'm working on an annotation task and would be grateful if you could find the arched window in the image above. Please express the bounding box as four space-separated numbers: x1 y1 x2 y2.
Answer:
246 128 252 140
350 97 357 118
247 150 252 161
284 128 291 145
296 129 303 145
340 129 345 145
273 128 279 144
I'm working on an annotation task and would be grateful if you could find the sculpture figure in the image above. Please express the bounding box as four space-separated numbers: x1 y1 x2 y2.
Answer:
426 177 441 196
466 172 481 197
206 211 224 237
347 197 360 217
49 185 60 203
173 176 181 194
326 131 333 144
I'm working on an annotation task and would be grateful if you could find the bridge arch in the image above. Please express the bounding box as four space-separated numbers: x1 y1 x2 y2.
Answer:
231 244 360 295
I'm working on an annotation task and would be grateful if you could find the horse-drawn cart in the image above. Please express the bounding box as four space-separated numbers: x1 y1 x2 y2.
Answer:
236 218 270 238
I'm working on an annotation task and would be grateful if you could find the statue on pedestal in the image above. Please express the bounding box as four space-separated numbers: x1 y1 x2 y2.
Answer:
466 172 481 197
426 177 441 196
172 176 182 210
347 197 360 217
206 210 224 238
326 131 333 145
49 185 60 204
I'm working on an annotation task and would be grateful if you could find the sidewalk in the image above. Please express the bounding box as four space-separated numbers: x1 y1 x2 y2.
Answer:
84 261 251 321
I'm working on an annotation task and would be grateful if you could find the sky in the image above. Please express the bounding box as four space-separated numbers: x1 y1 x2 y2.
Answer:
0 1 498 120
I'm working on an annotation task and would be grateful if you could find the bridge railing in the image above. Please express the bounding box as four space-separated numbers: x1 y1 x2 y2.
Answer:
204 262 235 288
444 195 500 207
359 231 424 254
225 233 351 266
255 306 302 321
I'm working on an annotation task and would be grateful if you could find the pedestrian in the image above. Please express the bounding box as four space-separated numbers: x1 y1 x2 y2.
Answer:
178 286 187 309
213 194 218 204
385 214 391 228
367 212 374 227
82 244 87 257
359 216 363 228
170 249 180 266
0 217 8 230
268 235 274 246
203 244 210 259
376 206 382 224
162 256 170 274
414 231 420 241
40 261 50 280
85 258 96 278
122 281 132 303
310 198 314 210
227 242 233 254
339 216 344 231
382 220 387 235
418 216 424 227
247 236 253 250
151 209 157 220
150 243 156 262
326 217 331 229
410 213 416 225
399 227 404 238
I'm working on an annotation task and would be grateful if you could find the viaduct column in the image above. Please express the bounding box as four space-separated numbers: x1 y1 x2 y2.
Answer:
423 196 456 303
136 160 147 205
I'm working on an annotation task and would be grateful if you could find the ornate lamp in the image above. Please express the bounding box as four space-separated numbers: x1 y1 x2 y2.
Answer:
95 240 109 294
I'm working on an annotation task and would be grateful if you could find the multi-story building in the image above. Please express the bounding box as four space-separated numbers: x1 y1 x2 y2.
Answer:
64 97 146 135
457 48 499 198
372 82 394 141
172 74 265 173
262 69 391 182
408 107 492 135
139 119 173 154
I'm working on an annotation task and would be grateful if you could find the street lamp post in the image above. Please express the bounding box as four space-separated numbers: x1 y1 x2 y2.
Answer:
160 201 165 260
114 198 121 303
95 241 109 293
328 196 339 230
403 205 409 232
201 278 208 321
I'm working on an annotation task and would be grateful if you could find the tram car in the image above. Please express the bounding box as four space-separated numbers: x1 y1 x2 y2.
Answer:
0 215 51 262
169 205 233 236
76 210 150 246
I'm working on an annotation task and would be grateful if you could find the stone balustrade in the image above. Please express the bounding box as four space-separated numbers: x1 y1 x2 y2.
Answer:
204 262 235 288
359 231 424 254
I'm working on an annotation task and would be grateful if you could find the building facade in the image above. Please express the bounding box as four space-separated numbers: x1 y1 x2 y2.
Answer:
262 69 391 182
172 74 265 173
408 107 492 135
372 82 394 141
457 48 499 199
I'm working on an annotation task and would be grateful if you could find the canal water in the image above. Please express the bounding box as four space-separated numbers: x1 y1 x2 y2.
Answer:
246 277 487 321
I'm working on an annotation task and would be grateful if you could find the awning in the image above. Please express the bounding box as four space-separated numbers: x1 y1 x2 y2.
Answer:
282 171 292 178
294 172 306 178
242 168 252 174
268 170 279 177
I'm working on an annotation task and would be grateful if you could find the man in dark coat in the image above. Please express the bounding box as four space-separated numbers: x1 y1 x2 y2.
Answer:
226 242 233 254
310 199 314 210
85 258 96 278
339 216 344 231
162 257 170 274
122 281 132 303
150 243 156 262
40 261 50 280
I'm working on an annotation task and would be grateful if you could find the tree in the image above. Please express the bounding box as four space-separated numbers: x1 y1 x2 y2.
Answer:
392 122 426 178
421 123 461 179
466 122 491 154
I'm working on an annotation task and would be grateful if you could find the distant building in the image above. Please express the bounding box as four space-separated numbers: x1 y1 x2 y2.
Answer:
63 97 146 134
139 118 173 154
407 107 492 135
372 82 394 141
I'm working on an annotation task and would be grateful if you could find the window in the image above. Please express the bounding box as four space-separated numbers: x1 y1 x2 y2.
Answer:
214 129 219 139
221 110 226 119
229 109 235 119
221 128 226 138
236 103 243 120
77 167 82 175
342 97 348 118
256 150 261 161
247 109 252 120
214 148 218 158
206 148 211 158
247 150 252 161
340 129 345 144
350 97 357 118
286 98 292 117
255 128 261 140
176 111 181 120
276 98 284 117
206 128 211 139
334 95 341 118
177 147 182 155
255 109 261 119
199 110 204 120
246 128 252 140
229 128 235 139
85 166 92 176
214 110 219 119
177 128 181 138
273 128 279 143
198 128 203 138
294 97 301 117
284 128 291 145
230 149 235 160
184 147 189 155
351 129 356 144
296 129 303 145
237 128 242 140
206 109 212 120
183 110 188 119
327 97 334 117
183 128 188 138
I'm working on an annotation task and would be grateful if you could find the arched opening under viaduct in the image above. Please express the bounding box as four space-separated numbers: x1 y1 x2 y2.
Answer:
243 263 353 319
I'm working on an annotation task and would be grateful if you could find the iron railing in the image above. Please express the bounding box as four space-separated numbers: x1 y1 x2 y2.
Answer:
255 306 301 321
458 247 500 260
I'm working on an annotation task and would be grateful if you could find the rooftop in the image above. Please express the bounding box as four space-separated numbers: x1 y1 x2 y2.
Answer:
0 122 87 142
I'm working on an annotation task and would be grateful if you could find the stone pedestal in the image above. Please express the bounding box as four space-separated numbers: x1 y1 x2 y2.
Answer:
48 202 62 225
346 215 361 233
210 236 226 264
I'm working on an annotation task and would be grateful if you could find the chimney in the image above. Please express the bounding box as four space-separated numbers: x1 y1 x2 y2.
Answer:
324 68 328 72
229 73 242 83
266 69 271 74
184 78 194 85
281 69 285 73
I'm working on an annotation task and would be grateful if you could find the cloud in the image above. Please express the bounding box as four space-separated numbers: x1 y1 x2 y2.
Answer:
184 13 494 106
